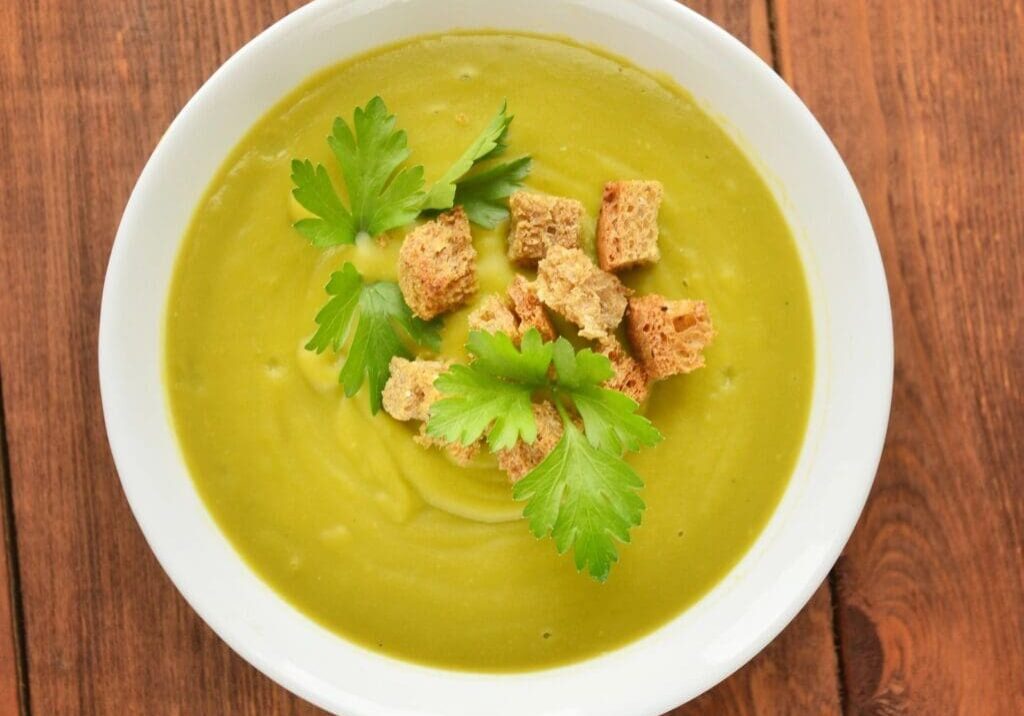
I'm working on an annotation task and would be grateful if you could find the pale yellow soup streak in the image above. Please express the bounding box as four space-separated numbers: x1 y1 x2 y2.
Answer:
165 33 814 672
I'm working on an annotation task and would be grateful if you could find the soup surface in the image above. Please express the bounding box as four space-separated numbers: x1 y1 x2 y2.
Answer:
165 33 814 671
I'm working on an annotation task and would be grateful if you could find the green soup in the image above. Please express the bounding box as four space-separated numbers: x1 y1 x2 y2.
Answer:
165 33 813 671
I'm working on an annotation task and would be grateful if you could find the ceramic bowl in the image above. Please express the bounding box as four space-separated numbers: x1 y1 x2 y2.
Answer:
99 1 893 714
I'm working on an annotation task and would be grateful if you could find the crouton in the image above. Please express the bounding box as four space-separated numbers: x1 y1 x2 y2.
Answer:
596 337 650 404
507 191 585 265
467 295 518 336
506 275 556 341
536 245 629 340
626 295 715 380
468 277 557 343
414 426 481 467
381 357 446 422
383 357 481 464
596 180 663 272
398 207 477 320
497 401 564 482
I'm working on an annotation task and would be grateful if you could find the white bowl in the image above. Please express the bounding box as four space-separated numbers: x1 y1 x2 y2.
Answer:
99 1 893 714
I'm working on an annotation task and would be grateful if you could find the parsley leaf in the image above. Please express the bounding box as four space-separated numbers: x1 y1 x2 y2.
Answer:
425 329 663 581
569 386 662 455
514 417 645 582
427 329 555 450
307 263 440 414
466 327 553 385
429 367 537 451
291 97 425 246
423 102 513 211
552 339 662 454
290 160 357 247
305 263 362 352
425 330 546 450
454 156 533 228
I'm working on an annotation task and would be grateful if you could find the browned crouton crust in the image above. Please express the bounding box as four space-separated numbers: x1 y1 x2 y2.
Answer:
506 275 556 341
596 337 650 404
468 277 557 344
536 245 629 340
497 401 564 482
414 425 482 467
507 191 585 265
398 207 477 320
381 357 446 422
596 180 663 272
467 295 518 336
626 295 715 380
383 356 480 464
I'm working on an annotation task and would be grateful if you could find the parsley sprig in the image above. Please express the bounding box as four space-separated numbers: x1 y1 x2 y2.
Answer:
290 97 426 246
291 97 529 244
290 97 531 410
306 263 441 414
426 330 662 581
454 156 533 229
422 101 512 211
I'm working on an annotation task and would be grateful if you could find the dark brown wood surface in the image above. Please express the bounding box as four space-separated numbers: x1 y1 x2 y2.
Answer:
773 1 1024 712
0 0 1019 714
0 401 24 716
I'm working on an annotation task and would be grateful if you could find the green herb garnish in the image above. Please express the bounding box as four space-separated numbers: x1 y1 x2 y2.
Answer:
427 329 553 451
306 262 441 414
291 97 529 243
426 329 662 581
291 97 531 410
290 97 426 246
422 101 513 211
454 156 533 229
517 417 645 582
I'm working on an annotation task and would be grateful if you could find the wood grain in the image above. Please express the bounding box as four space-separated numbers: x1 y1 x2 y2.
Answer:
685 0 775 64
774 0 1024 713
0 392 25 716
0 0 320 713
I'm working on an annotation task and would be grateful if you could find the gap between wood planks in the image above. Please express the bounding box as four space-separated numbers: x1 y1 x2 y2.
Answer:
0 368 31 716
764 0 783 73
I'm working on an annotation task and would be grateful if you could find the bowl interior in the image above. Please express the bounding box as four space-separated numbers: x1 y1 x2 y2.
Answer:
99 1 892 715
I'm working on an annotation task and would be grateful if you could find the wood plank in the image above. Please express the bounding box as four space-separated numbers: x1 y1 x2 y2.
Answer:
686 0 776 64
0 0 320 713
0 0 842 713
774 0 1024 712
0 388 26 716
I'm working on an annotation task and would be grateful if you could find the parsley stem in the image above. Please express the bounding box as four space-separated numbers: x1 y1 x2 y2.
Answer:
550 389 573 429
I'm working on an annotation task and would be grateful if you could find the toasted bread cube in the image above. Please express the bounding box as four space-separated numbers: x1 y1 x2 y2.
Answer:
506 275 556 341
468 295 518 336
414 426 482 467
383 356 480 464
596 180 663 272
381 357 446 422
536 245 629 340
468 278 557 344
497 401 563 482
626 295 715 380
596 337 650 404
399 207 477 320
507 191 585 265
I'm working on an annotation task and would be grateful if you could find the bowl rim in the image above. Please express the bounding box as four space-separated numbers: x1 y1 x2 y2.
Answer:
99 1 893 714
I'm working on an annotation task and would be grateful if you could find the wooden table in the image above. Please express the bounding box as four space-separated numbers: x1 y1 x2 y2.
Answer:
1 1 1021 713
